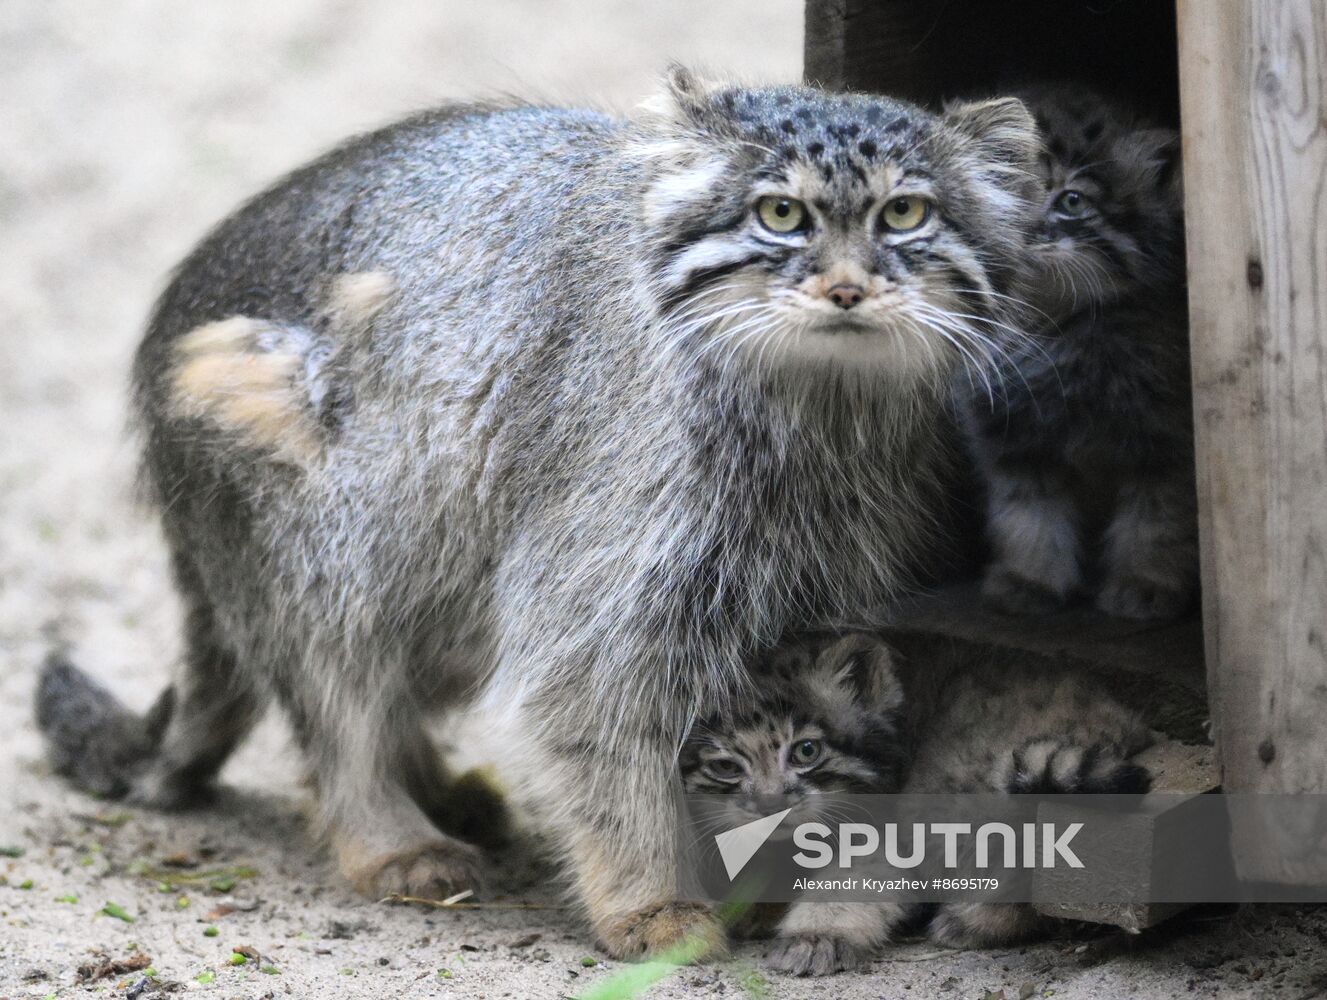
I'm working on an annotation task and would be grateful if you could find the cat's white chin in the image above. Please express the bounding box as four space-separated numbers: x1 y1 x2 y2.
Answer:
749 319 953 380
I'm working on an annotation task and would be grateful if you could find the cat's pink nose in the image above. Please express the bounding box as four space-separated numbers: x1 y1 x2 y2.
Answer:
827 283 865 309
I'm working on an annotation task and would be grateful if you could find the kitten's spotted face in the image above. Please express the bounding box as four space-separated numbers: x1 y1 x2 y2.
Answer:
680 634 907 825
1019 86 1183 321
640 69 1040 377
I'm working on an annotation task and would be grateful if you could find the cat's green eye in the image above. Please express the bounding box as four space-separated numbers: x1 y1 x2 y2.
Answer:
1054 189 1090 217
756 196 809 235
790 739 823 767
881 196 930 233
704 757 743 782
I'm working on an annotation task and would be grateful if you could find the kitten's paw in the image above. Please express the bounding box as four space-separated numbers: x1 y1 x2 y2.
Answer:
981 566 1070 616
928 903 1043 949
346 839 485 902
599 901 727 961
765 934 869 976
1006 739 1151 795
1096 576 1189 620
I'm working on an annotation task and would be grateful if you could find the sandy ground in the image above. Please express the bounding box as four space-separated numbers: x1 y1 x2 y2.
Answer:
3 2 1326 997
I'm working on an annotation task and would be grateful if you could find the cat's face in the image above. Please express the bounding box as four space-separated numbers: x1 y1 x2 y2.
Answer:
639 68 1040 379
680 633 907 826
1019 86 1183 321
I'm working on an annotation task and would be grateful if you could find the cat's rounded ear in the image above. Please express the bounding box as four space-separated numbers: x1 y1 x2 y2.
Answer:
1123 127 1183 197
943 96 1041 175
765 641 815 677
818 632 904 715
638 63 725 129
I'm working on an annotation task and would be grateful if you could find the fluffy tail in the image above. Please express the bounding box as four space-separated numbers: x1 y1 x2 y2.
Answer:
1005 738 1152 795
35 651 175 800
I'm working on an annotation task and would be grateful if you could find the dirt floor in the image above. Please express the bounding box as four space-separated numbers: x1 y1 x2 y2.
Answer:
3 2 1326 997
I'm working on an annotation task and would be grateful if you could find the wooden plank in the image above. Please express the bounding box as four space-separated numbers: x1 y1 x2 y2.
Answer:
883 584 1209 744
1032 792 1229 932
886 584 1206 690
1177 0 1327 884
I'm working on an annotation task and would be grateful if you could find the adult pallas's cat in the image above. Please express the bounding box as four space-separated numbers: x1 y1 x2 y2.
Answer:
37 68 1039 957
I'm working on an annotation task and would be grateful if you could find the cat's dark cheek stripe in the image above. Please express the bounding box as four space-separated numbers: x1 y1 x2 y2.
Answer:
657 258 756 313
933 211 997 269
658 211 749 263
659 252 786 313
914 249 991 311
918 250 980 294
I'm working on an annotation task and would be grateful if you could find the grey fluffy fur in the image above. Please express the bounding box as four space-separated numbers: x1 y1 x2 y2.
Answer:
35 68 1040 956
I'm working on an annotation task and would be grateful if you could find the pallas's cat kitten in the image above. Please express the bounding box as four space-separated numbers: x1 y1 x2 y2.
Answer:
963 85 1196 620
681 632 1151 975
36 68 1042 958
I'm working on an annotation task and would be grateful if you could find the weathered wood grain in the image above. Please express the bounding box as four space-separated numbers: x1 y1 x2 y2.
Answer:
1177 0 1327 883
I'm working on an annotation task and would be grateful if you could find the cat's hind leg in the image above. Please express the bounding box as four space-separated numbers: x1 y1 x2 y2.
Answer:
926 736 1153 948
283 653 485 901
1097 473 1198 620
1004 737 1152 795
981 465 1084 615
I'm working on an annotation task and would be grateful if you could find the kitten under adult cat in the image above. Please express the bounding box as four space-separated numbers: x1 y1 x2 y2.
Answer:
35 68 1041 957
680 632 1152 975
962 84 1197 620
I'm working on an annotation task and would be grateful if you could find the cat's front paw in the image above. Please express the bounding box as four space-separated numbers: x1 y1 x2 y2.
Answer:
765 934 869 976
1096 575 1190 620
981 565 1070 616
598 900 727 961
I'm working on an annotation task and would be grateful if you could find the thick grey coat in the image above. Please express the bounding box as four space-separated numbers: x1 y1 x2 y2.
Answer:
38 70 1038 955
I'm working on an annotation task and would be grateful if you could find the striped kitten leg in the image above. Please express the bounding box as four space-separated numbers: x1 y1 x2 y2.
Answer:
1097 472 1198 620
927 900 1046 949
766 901 905 975
981 465 1083 615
